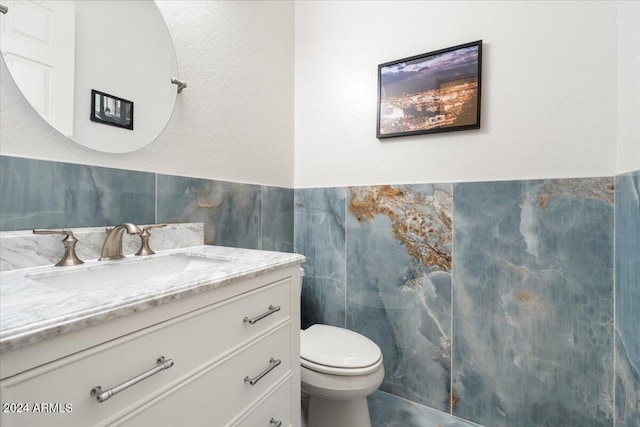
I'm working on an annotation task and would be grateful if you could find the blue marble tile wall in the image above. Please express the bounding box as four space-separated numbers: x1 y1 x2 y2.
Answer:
1 155 636 427
615 170 640 427
0 156 155 230
294 177 622 427
452 178 614 427
368 390 482 427
0 155 294 252
294 188 347 329
347 184 453 412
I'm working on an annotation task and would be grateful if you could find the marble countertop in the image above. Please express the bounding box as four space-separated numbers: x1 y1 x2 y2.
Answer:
0 245 304 353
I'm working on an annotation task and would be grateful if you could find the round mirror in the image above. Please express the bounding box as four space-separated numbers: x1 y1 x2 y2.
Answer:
0 0 178 153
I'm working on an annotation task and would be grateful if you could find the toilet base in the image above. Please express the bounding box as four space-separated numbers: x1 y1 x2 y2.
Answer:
307 395 371 427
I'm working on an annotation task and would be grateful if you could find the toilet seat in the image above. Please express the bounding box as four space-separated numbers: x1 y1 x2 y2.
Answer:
301 325 383 376
301 356 383 376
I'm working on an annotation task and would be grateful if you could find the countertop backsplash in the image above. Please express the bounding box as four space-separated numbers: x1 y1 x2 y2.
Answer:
0 223 204 271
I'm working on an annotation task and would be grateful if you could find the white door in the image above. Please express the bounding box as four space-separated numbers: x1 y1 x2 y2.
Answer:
0 0 75 137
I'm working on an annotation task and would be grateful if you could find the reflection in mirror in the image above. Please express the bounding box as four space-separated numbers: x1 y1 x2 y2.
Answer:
0 0 179 153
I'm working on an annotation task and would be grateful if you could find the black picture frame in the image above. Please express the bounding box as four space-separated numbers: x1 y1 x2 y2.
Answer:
377 40 482 139
90 89 134 130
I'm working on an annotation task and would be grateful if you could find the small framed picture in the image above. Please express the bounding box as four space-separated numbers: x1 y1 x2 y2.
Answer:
90 89 134 130
377 40 482 138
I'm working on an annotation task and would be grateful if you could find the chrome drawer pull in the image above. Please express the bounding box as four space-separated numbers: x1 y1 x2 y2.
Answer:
243 305 281 325
244 358 281 386
270 418 282 427
91 356 174 403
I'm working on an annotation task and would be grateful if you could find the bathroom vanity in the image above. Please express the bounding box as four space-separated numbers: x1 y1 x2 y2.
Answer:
0 245 304 427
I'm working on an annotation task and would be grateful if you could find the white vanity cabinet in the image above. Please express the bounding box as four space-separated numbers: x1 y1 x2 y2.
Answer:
0 266 302 427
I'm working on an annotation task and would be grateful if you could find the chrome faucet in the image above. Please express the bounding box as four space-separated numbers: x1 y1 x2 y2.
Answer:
99 223 142 261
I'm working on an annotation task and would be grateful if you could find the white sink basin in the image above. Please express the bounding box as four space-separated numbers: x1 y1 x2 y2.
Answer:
28 254 230 292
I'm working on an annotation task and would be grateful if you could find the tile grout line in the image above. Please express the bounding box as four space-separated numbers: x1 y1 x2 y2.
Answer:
450 183 455 415
260 186 263 250
344 187 348 329
612 177 616 427
154 174 158 224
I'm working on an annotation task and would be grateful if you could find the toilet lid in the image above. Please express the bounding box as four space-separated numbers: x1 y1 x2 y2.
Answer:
300 325 382 370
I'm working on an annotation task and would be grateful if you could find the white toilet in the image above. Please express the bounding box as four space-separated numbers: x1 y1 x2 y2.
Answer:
300 324 384 427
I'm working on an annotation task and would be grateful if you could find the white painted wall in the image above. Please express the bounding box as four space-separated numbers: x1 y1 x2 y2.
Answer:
0 1 295 187
294 1 620 187
2 1 634 188
617 0 640 175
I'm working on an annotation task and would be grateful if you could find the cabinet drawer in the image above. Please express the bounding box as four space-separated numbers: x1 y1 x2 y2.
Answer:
0 279 291 427
233 378 292 427
115 323 292 426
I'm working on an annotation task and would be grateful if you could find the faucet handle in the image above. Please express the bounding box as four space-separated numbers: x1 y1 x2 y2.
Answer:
33 228 70 236
142 224 167 232
33 229 84 267
135 224 167 256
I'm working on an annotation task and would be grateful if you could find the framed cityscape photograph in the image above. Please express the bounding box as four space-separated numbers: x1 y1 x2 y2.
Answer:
90 89 134 130
377 40 482 139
